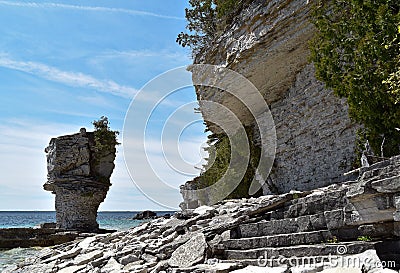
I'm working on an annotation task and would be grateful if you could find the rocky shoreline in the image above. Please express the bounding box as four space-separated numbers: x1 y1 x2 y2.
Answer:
0 227 78 249
0 227 116 250
3 156 399 273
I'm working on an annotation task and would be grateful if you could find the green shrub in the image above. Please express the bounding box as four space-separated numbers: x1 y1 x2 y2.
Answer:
327 236 338 243
92 116 120 179
92 116 120 155
357 235 372 242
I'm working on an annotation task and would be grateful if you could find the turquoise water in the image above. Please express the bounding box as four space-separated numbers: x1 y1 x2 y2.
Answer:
0 211 174 270
0 211 173 230
0 247 42 271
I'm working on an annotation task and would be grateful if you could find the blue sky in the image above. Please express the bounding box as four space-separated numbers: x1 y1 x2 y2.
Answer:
0 0 208 211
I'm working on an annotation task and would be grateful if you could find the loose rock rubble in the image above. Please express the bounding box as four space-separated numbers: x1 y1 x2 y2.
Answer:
5 156 400 273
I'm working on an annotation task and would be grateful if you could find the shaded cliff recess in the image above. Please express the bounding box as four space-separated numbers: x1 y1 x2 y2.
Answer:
44 117 119 232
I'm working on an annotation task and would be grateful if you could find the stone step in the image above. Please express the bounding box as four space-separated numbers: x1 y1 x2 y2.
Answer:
290 188 346 205
223 255 333 268
224 241 376 260
359 158 400 185
258 188 350 222
284 189 348 219
370 174 400 193
224 230 332 249
234 213 327 238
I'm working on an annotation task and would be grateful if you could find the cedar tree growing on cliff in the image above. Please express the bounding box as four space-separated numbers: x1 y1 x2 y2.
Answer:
310 0 400 157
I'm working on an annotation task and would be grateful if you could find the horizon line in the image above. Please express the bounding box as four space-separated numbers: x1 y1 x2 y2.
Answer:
0 210 177 212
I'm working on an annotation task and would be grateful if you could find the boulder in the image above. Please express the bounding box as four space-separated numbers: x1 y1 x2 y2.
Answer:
39 223 56 229
168 232 207 268
194 205 217 216
101 257 122 273
0 228 79 249
73 250 103 265
119 254 139 265
133 210 157 220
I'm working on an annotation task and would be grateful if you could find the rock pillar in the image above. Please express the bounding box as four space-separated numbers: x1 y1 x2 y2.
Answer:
44 128 116 231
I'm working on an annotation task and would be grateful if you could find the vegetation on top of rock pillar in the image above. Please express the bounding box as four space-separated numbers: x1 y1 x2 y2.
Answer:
309 0 400 158
92 116 120 159
176 0 243 54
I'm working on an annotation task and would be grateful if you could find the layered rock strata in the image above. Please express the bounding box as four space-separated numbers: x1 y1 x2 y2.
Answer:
9 156 400 273
0 228 79 249
182 0 359 208
43 129 116 232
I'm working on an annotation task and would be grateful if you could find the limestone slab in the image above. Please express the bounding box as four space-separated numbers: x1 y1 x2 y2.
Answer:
168 232 207 268
74 250 103 265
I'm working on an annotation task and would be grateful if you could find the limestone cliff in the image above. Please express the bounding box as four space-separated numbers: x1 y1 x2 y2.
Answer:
182 0 359 208
44 128 116 232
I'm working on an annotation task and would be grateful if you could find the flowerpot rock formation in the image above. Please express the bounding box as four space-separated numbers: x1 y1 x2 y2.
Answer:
43 128 116 232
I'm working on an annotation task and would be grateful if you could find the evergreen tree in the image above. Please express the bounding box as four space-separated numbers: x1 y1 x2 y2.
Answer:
176 0 242 53
310 0 400 157
176 0 217 52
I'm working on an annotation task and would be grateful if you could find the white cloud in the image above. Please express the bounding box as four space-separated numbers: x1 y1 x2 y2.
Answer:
0 1 184 20
77 95 117 108
97 50 188 60
0 118 81 148
43 109 104 119
0 55 138 98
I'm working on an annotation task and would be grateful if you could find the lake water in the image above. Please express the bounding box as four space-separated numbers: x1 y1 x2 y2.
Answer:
0 211 174 230
0 211 174 270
